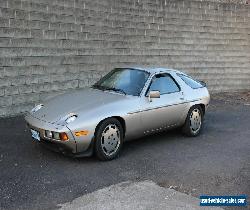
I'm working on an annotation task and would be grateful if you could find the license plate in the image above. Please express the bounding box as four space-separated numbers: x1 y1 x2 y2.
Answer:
30 129 40 141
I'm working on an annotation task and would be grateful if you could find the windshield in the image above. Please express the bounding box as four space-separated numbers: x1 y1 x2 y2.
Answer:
92 68 150 96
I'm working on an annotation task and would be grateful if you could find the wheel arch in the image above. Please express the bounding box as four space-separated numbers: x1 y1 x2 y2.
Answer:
189 102 206 116
94 116 126 138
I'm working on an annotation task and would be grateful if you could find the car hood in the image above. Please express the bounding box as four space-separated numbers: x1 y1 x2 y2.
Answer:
32 88 126 124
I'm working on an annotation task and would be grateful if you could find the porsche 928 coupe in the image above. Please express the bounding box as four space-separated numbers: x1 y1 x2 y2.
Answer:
25 67 210 160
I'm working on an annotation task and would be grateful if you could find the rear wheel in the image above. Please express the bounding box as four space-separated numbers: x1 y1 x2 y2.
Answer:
182 105 203 137
95 118 123 161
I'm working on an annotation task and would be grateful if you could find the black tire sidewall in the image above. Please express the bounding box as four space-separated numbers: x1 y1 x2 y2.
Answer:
95 118 124 160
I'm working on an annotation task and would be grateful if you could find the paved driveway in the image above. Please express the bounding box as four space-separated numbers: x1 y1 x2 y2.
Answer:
0 92 249 210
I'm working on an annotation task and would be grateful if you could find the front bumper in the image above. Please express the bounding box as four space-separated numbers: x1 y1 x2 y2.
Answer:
25 113 94 157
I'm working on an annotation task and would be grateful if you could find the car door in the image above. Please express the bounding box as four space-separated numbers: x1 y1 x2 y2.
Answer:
141 73 188 133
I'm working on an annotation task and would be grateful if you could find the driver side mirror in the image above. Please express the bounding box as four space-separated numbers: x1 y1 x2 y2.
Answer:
148 90 160 102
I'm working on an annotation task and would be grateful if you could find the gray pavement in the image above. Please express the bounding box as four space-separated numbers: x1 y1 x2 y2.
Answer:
59 180 223 210
0 92 249 210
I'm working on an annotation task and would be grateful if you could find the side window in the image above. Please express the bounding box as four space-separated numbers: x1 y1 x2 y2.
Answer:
148 74 180 95
178 74 204 89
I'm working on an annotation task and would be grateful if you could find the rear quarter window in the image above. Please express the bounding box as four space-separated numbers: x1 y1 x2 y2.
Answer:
178 74 205 89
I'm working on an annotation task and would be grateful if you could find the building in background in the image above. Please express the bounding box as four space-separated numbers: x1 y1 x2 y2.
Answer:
0 0 249 116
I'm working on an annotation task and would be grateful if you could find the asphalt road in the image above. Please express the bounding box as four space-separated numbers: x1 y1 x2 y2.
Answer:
0 93 249 210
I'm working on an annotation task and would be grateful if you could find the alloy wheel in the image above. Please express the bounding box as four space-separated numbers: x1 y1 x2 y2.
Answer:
189 108 202 133
100 124 121 156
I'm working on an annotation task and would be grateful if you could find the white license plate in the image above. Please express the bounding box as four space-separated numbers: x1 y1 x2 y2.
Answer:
30 129 40 141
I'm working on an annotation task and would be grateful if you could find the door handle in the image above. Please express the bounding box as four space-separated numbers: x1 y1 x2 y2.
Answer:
180 97 184 100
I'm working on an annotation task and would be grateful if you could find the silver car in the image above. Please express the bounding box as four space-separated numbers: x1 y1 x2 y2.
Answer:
25 67 210 160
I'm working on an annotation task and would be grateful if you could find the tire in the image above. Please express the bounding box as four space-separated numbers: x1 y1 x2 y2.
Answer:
94 118 124 161
182 105 204 137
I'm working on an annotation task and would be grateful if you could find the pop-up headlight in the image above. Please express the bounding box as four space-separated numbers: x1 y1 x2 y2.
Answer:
31 104 43 113
65 115 77 124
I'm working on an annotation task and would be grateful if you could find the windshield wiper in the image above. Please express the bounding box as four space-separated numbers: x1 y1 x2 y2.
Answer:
104 87 127 95
92 85 126 95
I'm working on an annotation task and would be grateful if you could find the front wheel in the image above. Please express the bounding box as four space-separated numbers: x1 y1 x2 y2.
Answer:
182 105 203 137
94 118 124 161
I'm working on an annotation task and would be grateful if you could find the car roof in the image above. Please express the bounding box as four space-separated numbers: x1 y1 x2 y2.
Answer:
119 67 186 75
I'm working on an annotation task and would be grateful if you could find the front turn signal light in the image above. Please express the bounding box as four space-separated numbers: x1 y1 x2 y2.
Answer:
59 132 69 141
